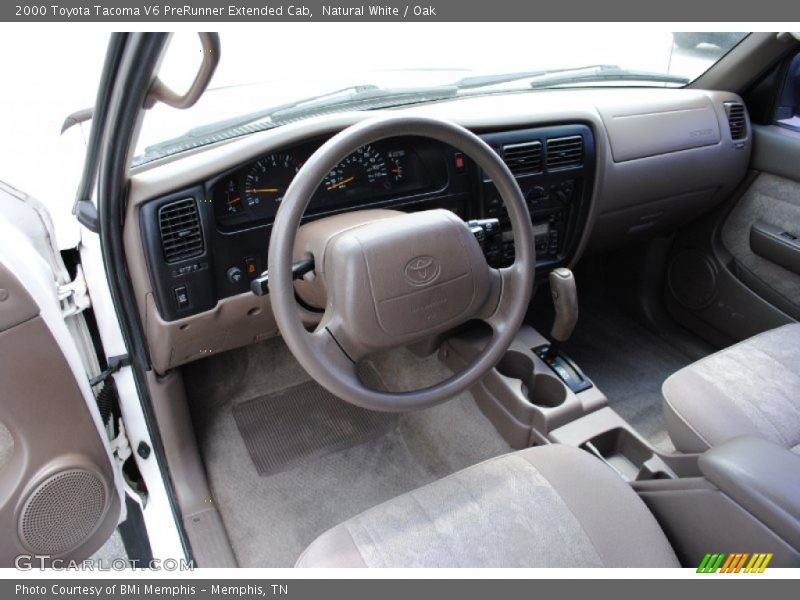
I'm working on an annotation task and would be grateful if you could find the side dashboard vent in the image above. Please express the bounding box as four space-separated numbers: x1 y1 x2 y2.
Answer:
501 141 543 176
724 102 747 140
546 135 583 170
158 198 204 264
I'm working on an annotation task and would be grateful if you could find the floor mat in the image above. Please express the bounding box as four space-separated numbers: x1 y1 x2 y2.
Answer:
564 306 695 451
233 380 396 476
187 340 512 567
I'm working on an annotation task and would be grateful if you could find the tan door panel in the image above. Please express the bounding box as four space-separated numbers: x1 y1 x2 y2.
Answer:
0 264 120 565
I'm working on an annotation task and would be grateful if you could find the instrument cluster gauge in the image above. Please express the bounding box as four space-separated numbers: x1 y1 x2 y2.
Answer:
214 138 438 230
244 153 303 215
323 144 388 193
221 177 243 215
387 149 407 183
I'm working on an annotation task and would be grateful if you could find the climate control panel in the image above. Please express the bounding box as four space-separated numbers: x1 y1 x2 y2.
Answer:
479 125 595 269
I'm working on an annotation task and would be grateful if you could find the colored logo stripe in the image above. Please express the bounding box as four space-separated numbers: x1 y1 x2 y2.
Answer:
745 553 773 573
697 553 726 573
720 553 750 573
697 552 773 573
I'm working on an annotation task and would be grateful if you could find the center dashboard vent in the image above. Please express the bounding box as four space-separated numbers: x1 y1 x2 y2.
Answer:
724 102 747 140
501 141 543 176
158 197 204 263
546 135 583 170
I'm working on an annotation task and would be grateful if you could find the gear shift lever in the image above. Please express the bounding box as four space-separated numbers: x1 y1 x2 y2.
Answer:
546 268 578 361
535 268 591 393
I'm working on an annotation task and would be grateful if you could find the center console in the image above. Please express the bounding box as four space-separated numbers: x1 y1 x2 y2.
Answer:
441 266 695 479
443 322 695 474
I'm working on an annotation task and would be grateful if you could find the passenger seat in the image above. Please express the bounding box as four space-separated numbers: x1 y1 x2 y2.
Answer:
662 324 800 453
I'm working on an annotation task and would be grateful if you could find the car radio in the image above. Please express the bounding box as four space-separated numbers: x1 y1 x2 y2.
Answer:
482 178 577 267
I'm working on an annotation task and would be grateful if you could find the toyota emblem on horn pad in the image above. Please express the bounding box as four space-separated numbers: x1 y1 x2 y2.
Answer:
404 256 441 286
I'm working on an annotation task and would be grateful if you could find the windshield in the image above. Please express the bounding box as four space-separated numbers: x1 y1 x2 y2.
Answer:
135 27 748 165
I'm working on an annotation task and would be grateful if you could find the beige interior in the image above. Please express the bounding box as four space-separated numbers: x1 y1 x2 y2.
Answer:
3 30 800 570
50 31 800 567
125 88 750 374
120 83 800 567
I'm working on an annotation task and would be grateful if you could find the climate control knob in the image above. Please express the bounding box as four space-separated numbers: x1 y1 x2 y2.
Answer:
527 186 547 205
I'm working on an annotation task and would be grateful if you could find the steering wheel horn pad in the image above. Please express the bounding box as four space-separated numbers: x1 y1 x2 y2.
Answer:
321 209 492 360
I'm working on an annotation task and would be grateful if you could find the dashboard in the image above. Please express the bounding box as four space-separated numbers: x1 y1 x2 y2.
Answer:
140 124 595 324
126 87 751 373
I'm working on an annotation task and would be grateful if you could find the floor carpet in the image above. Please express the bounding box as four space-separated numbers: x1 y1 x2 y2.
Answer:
184 339 511 567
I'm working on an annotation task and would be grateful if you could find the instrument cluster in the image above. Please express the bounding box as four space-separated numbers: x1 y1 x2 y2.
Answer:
211 136 446 229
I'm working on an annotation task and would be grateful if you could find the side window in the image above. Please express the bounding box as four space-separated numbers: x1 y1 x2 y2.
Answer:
775 53 800 130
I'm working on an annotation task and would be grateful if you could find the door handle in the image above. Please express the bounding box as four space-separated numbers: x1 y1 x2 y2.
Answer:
750 220 800 276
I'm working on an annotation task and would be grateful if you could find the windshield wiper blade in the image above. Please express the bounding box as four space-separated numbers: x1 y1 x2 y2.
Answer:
453 65 620 90
528 65 689 88
268 85 457 122
453 64 689 91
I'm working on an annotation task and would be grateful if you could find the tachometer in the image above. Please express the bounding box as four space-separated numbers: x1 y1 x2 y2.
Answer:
244 153 302 210
323 145 388 193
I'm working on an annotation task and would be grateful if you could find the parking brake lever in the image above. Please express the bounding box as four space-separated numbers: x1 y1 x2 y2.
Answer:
250 258 315 296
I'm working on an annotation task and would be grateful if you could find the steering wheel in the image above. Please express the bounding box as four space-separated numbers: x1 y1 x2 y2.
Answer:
268 115 535 411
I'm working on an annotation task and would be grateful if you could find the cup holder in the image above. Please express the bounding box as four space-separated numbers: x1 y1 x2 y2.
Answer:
496 351 566 408
496 351 534 381
530 373 567 408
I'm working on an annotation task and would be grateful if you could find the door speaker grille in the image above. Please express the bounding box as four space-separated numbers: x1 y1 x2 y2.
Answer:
19 469 107 555
667 249 718 310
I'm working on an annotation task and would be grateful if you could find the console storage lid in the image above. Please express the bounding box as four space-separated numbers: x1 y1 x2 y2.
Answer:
699 436 800 549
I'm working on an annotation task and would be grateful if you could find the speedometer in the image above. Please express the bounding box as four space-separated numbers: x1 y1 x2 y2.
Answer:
323 145 388 193
244 153 302 211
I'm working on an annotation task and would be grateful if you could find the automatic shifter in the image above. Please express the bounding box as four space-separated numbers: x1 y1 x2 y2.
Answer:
546 268 579 360
535 268 592 393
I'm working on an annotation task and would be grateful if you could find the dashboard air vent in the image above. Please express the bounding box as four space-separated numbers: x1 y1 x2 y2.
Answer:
546 136 583 170
724 102 747 140
158 198 204 264
501 141 543 176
